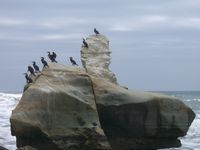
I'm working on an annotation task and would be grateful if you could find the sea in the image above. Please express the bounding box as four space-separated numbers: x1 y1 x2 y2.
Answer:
0 91 199 150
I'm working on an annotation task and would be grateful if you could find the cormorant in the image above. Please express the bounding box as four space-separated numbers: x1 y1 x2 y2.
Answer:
28 66 36 76
52 52 57 59
94 28 100 35
41 57 49 68
69 57 78 66
47 51 57 63
24 73 33 83
32 61 40 73
82 38 88 48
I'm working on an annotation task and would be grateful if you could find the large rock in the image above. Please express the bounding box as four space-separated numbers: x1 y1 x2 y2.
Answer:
11 64 111 150
92 78 195 149
11 34 195 150
80 34 195 149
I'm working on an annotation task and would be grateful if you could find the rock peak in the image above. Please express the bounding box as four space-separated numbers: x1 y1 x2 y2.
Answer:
81 34 117 84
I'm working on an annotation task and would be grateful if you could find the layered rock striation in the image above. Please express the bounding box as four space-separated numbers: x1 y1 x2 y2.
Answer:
11 34 195 150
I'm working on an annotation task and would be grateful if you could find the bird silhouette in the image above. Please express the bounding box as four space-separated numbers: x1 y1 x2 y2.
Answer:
94 28 100 35
69 57 78 66
41 57 49 68
28 66 36 76
47 51 57 63
82 38 88 48
24 73 33 84
32 61 40 73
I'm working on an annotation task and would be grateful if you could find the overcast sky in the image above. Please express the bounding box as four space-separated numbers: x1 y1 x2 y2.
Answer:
0 0 200 92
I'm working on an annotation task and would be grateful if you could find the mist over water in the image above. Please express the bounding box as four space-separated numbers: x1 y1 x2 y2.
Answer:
0 91 199 150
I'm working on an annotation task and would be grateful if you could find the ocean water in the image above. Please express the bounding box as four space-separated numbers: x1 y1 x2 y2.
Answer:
0 93 22 150
0 91 199 150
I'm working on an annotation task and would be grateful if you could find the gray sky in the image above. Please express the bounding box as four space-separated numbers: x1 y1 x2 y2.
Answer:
0 0 200 92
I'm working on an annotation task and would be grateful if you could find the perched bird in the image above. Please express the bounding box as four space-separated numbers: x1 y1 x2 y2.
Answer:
47 51 57 63
24 73 33 84
94 28 100 35
82 38 88 48
52 52 57 59
32 61 40 73
69 57 78 66
41 57 49 68
28 66 36 76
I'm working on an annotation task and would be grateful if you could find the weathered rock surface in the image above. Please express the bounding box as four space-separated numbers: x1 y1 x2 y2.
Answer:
80 35 195 149
11 34 195 150
92 78 195 149
11 64 110 150
81 35 117 84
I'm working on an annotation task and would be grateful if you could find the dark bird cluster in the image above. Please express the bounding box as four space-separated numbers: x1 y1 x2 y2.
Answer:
23 28 101 84
23 54 51 84
47 51 57 63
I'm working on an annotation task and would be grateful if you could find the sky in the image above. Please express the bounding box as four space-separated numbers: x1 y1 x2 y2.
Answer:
0 0 200 92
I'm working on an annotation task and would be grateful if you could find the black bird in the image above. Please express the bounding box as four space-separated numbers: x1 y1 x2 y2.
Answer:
52 52 57 59
94 28 100 35
24 73 33 84
28 66 36 76
32 61 40 73
82 38 88 48
41 57 49 68
69 57 78 66
47 51 57 63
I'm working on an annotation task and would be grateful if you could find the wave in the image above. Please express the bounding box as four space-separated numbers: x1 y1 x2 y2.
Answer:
0 92 21 150
185 98 200 102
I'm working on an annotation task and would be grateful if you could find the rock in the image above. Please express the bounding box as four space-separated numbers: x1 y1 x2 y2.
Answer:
0 146 8 150
81 35 117 84
17 146 38 150
11 34 195 150
92 77 195 149
80 34 195 149
11 64 111 150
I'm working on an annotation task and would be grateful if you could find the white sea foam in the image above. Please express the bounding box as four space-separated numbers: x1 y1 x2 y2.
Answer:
0 92 21 150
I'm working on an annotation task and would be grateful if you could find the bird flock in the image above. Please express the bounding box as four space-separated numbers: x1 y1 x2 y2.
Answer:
24 28 100 84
